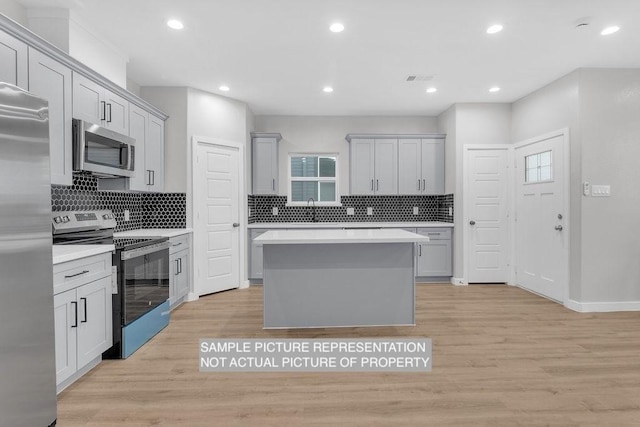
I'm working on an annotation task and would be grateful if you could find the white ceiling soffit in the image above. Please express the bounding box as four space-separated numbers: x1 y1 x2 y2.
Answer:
14 0 640 116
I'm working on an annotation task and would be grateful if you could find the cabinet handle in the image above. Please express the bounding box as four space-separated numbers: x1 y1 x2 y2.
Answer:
81 297 88 323
100 101 106 121
146 170 152 185
419 244 422 257
272 178 275 190
422 179 426 191
417 179 420 191
175 259 180 275
65 270 89 279
71 301 78 328
172 242 183 247
371 180 374 191
376 179 379 191
179 258 183 274
151 170 155 186
107 103 112 123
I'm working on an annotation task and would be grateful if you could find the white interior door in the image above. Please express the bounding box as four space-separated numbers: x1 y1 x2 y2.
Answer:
194 143 241 296
515 133 567 302
466 148 509 283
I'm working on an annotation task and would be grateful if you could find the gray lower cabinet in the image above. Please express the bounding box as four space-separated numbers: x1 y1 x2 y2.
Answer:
416 228 452 277
249 229 268 279
53 252 113 393
169 234 190 308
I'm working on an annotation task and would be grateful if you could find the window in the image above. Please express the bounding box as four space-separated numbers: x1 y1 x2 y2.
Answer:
288 154 339 205
525 150 553 183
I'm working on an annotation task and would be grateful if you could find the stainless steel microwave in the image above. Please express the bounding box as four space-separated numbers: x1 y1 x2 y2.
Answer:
72 118 135 177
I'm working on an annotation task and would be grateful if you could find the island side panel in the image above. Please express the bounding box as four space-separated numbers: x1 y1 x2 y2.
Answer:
263 242 415 328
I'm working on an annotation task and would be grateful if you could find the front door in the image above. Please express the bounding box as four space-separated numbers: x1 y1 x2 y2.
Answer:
466 148 509 283
514 132 568 302
194 142 241 296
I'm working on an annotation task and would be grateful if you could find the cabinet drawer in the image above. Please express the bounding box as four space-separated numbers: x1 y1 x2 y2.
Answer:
53 252 112 295
416 228 451 240
169 234 190 254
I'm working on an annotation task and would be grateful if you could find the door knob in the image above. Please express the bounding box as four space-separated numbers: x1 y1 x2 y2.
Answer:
232 223 240 228
469 220 476 225
555 225 563 231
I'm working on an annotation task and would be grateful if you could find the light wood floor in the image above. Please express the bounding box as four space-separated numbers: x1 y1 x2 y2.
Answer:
58 284 640 426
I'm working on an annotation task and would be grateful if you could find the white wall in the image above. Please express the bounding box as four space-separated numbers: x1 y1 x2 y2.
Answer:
578 69 640 303
254 115 438 197
26 8 128 87
0 0 27 25
438 103 512 280
511 71 582 301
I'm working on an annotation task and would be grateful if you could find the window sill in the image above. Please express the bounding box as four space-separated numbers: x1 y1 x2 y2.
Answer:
286 202 343 207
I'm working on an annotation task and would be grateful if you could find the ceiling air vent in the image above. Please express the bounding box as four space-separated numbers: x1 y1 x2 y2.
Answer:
405 75 434 82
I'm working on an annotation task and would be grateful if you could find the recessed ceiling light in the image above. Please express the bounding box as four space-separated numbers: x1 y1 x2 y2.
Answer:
601 25 620 35
426 87 437 93
323 86 334 93
329 23 345 33
219 85 230 92
489 87 501 93
486 24 503 34
167 19 184 30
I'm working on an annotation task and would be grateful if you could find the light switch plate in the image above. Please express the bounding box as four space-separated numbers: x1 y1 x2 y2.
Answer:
272 207 278 215
413 207 419 215
346 207 355 215
124 209 130 221
367 207 373 216
591 185 611 197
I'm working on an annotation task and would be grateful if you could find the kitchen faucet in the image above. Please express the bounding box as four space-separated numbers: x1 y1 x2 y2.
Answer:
307 197 317 222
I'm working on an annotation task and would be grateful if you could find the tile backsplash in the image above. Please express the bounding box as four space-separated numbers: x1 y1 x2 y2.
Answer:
249 194 454 223
51 173 186 232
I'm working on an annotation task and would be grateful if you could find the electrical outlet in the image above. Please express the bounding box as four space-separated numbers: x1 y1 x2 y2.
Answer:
346 207 355 215
413 206 419 215
448 207 453 216
272 207 278 216
367 207 373 216
124 209 130 221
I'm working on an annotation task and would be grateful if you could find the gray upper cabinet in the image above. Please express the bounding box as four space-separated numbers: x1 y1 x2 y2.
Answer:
147 114 165 192
0 30 27 89
72 72 129 134
127 104 148 191
398 137 445 195
28 47 73 186
252 132 281 195
347 136 398 195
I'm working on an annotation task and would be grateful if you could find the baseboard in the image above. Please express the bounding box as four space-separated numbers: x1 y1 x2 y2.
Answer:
451 277 467 286
565 299 640 313
239 280 250 289
186 292 199 302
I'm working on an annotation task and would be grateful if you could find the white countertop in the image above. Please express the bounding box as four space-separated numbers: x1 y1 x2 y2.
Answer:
114 228 193 238
52 244 115 265
248 221 453 229
255 228 430 245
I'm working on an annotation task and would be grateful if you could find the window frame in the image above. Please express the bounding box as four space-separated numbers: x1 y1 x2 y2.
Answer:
286 153 341 206
524 150 554 184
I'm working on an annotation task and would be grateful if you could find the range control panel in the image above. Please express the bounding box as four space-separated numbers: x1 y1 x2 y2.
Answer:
52 210 117 233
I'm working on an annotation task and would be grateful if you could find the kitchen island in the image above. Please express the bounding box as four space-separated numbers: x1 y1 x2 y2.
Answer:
255 229 429 329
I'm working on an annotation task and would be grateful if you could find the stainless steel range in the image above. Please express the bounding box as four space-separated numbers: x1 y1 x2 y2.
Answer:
53 210 170 358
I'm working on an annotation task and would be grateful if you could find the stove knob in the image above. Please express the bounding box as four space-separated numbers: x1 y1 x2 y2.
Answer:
103 214 109 220
54 216 62 224
63 216 70 223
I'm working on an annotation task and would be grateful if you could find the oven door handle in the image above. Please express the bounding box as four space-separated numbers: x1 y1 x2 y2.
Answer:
121 240 171 260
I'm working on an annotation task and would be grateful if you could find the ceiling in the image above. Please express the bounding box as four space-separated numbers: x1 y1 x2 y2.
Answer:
14 0 640 116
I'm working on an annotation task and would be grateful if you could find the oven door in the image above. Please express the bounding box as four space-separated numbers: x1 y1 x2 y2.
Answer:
120 242 170 325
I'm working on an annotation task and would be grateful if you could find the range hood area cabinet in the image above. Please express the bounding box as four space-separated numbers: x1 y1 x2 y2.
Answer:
251 132 281 195
346 134 445 196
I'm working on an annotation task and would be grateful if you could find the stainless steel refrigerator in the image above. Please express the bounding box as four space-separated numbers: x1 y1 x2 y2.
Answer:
0 83 57 425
